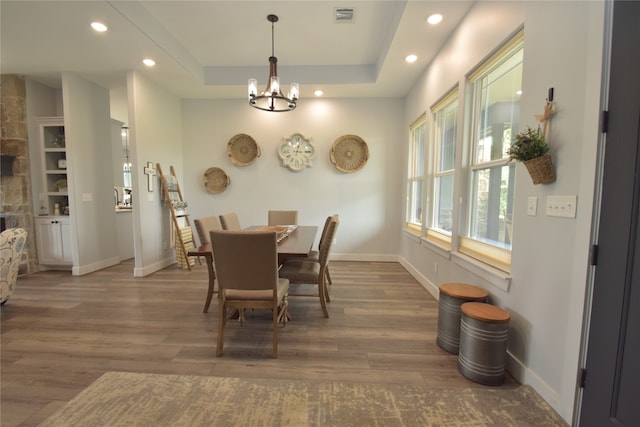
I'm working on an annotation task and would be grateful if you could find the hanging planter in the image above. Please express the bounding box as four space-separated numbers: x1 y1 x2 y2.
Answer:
523 153 556 185
507 102 557 186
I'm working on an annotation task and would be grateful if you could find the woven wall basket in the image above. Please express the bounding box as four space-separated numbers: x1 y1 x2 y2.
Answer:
524 154 556 185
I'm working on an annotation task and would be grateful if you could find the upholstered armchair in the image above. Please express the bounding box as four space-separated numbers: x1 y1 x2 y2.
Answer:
1 228 28 305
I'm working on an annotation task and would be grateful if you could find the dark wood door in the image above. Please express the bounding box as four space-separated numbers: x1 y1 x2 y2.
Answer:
579 1 640 425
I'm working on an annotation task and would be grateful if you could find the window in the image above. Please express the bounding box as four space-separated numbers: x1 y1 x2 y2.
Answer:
406 114 426 233
428 91 458 247
462 30 523 272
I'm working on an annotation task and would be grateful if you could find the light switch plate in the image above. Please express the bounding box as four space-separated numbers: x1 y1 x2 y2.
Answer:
82 192 92 202
546 195 577 218
527 196 538 216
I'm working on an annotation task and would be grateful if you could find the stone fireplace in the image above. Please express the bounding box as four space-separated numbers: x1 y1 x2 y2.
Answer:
1 74 36 273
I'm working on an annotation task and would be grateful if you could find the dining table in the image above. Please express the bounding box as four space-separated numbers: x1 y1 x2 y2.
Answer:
187 225 318 313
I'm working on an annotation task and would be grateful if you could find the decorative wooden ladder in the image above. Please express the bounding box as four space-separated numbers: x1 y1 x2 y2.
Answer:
157 164 195 270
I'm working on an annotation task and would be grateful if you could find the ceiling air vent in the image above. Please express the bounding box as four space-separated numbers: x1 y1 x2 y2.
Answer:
334 8 355 23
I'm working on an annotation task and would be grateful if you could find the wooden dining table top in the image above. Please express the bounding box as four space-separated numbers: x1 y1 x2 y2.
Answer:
188 225 318 258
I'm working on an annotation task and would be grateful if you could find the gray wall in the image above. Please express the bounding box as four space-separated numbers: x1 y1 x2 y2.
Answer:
401 1 605 422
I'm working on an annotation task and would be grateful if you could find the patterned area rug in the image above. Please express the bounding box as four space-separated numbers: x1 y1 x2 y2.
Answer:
39 371 567 426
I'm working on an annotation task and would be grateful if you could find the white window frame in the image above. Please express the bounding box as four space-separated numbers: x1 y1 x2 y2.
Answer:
460 29 524 273
426 89 459 249
406 114 426 234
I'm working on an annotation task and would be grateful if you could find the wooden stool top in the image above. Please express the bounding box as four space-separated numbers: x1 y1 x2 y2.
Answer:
439 282 488 300
461 302 510 323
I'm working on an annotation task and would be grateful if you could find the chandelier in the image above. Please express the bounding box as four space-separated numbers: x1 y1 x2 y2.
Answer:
248 14 299 112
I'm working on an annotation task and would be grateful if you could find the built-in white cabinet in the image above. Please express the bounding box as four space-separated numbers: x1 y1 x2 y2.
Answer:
35 216 72 266
36 117 72 268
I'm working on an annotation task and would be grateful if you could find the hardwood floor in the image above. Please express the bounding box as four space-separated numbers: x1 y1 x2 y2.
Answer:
1 260 518 426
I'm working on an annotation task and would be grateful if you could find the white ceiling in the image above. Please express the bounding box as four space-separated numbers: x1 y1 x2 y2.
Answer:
1 1 475 100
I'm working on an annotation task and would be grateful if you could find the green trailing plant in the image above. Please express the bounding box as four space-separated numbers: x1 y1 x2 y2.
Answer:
507 126 549 162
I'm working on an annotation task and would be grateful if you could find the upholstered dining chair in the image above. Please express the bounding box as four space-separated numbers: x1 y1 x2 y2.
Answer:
299 214 338 285
210 230 289 358
268 210 298 226
278 215 339 318
194 215 222 246
219 212 241 231
1 228 28 305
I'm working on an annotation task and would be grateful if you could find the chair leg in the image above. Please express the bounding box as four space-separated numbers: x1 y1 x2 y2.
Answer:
216 304 226 357
326 266 333 285
319 280 329 318
272 304 278 358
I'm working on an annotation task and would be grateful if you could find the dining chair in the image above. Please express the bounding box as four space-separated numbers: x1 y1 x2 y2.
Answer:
210 230 289 358
219 212 241 231
268 210 298 226
278 215 339 318
299 214 338 285
194 215 222 246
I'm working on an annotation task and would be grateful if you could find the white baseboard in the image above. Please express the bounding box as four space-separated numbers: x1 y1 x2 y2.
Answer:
72 256 120 276
134 257 176 277
397 256 439 300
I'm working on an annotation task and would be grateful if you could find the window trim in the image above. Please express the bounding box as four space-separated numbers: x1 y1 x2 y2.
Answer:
461 28 524 273
406 113 427 234
426 88 459 248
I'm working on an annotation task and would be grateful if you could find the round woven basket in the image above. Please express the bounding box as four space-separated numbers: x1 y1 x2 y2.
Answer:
524 154 556 185
330 135 369 173
202 167 230 194
227 133 261 167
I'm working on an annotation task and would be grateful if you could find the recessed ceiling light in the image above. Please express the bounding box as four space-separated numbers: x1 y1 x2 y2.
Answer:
516 90 523 95
427 14 443 25
405 54 418 63
142 58 156 67
314 90 324 97
91 22 108 32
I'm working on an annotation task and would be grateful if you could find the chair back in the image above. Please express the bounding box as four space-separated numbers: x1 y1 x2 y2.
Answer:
318 214 339 250
219 213 241 231
268 210 298 226
194 216 221 245
1 228 28 304
210 231 279 291
318 216 339 267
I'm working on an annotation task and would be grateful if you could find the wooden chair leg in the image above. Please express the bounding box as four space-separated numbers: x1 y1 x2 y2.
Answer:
319 281 329 318
216 304 225 357
272 304 278 358
326 266 332 285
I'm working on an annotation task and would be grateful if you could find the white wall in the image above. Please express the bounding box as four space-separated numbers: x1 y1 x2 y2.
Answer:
127 71 183 276
61 72 120 275
400 1 605 423
180 97 404 256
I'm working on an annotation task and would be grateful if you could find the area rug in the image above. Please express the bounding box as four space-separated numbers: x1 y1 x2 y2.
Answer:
39 371 567 426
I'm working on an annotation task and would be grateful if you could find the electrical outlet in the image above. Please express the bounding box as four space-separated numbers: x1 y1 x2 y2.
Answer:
546 195 577 218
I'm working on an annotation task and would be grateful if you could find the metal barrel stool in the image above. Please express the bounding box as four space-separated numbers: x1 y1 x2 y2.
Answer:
437 283 489 354
458 302 511 386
